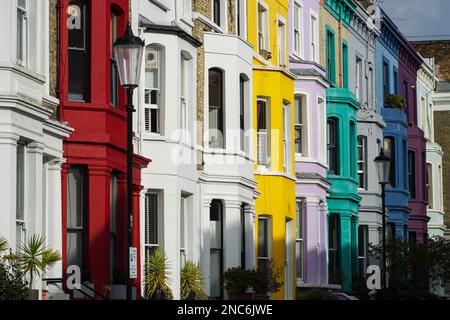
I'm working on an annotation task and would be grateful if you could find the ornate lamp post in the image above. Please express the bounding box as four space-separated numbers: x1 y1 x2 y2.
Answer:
374 148 391 298
114 22 144 300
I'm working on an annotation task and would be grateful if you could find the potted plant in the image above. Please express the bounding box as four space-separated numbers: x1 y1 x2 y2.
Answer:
250 260 283 300
0 236 28 300
385 94 406 111
223 267 253 300
16 235 61 300
144 249 173 300
180 261 207 300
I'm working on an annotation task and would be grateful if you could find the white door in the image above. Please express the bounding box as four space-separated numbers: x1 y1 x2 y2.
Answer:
285 219 294 299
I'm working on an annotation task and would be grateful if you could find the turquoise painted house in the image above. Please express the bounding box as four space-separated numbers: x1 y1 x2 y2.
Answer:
321 0 361 292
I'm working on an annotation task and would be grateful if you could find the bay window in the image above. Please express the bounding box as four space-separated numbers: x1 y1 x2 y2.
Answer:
208 68 224 148
239 74 248 152
180 54 187 136
144 46 160 134
180 195 188 269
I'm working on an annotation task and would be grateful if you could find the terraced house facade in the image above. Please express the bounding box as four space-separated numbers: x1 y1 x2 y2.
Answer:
1 0 448 301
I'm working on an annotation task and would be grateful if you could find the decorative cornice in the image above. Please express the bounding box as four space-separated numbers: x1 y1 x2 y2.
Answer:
140 23 202 48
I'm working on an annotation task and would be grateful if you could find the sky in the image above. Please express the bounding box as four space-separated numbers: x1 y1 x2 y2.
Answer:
379 0 450 40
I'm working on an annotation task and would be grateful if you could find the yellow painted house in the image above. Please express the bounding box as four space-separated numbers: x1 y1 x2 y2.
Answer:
248 0 296 300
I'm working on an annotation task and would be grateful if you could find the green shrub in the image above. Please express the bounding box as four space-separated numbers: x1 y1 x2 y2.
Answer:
180 261 207 300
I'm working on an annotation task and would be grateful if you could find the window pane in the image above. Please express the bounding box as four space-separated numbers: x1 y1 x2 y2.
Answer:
67 231 83 269
68 1 85 49
145 48 159 89
210 200 222 249
258 218 268 258
67 167 85 228
16 143 25 220
209 69 222 108
145 194 158 245
68 50 86 100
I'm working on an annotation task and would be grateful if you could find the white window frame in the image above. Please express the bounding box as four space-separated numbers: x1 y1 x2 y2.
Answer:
294 93 309 158
144 46 161 134
16 141 26 251
283 102 288 172
257 1 269 56
295 200 304 281
277 16 287 67
257 97 271 167
17 0 28 66
144 192 160 261
427 163 433 209
309 9 319 63
180 54 188 140
257 216 272 271
211 0 227 30
293 1 303 59
357 135 367 190
355 56 363 102
180 194 188 269
236 0 247 39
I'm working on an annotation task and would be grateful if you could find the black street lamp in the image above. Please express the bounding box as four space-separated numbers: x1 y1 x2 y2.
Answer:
374 148 391 298
114 22 145 300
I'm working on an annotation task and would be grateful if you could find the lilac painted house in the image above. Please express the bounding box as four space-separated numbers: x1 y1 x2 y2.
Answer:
289 0 332 290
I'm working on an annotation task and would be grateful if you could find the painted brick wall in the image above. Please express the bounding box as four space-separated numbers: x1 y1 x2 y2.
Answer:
319 2 349 88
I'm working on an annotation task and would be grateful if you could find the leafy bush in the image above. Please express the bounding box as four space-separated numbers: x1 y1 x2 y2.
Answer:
0 236 28 300
180 261 207 300
144 249 173 300
297 289 336 300
250 261 283 295
370 236 450 299
385 94 406 110
223 267 253 294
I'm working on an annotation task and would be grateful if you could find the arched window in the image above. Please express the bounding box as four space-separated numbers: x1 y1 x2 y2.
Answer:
327 118 339 174
208 68 224 148
144 46 161 133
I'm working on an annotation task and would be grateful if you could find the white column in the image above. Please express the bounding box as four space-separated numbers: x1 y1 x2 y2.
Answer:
244 204 256 269
0 133 19 247
200 197 212 295
46 158 64 281
25 142 44 291
223 200 242 270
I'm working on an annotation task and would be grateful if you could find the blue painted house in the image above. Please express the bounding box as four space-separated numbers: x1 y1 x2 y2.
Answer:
376 10 410 238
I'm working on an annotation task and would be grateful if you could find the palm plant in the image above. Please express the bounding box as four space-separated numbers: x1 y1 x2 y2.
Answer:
143 249 173 299
17 235 61 289
180 261 207 300
0 235 8 254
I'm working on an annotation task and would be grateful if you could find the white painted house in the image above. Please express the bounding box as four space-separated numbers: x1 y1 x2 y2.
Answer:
133 0 258 299
0 0 72 294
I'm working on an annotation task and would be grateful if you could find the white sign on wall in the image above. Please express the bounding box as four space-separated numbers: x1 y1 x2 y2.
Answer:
129 247 137 279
